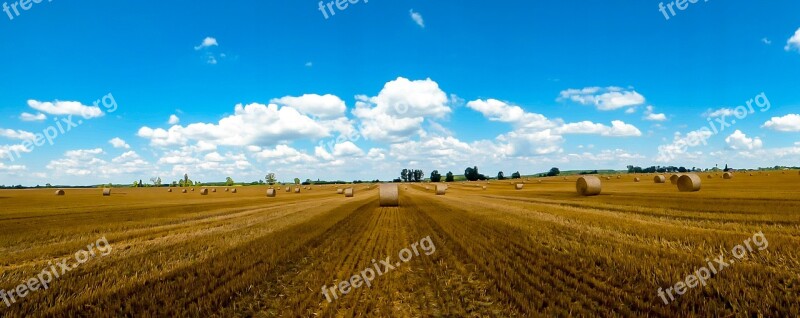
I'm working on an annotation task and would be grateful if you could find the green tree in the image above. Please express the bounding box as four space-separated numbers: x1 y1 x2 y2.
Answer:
445 171 455 182
266 173 277 185
430 170 442 182
225 177 234 187
133 180 139 188
294 178 301 185
547 167 560 177
511 171 521 179
497 171 505 180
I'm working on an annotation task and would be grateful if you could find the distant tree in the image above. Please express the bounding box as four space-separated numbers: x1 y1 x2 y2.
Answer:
171 181 178 187
294 178 301 185
547 168 560 177
150 177 160 187
401 169 409 182
183 174 189 187
497 171 505 180
133 180 139 188
139 179 144 187
45 183 52 188
724 164 730 172
225 177 235 187
266 173 276 185
511 171 521 179
445 171 455 182
678 167 687 173
430 170 442 182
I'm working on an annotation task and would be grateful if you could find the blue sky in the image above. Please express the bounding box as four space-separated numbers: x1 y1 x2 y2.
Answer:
1 0 799 185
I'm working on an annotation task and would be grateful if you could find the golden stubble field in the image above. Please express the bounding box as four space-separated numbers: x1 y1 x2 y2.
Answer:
0 173 799 317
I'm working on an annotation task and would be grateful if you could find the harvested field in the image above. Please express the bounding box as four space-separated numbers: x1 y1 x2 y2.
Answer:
0 174 799 316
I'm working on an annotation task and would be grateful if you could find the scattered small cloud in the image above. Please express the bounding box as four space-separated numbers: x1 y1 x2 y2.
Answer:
643 105 667 121
410 9 425 28
168 114 180 125
762 114 800 132
194 37 218 50
305 62 313 67
27 100 104 119
557 86 646 111
109 137 131 149
762 38 772 45
19 112 46 122
725 130 762 151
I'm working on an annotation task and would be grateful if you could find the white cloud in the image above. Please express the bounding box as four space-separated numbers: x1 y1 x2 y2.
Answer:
109 137 130 149
704 108 736 118
643 105 667 121
19 112 46 122
47 148 150 177
332 141 364 157
0 161 26 173
557 86 646 111
27 100 104 119
556 120 642 137
194 37 218 50
0 144 31 161
763 114 800 132
305 62 313 67
656 129 714 162
271 94 347 119
409 9 425 28
254 145 317 165
138 103 331 147
168 114 180 125
785 28 800 52
725 130 762 151
353 77 451 142
465 99 555 129
762 38 772 45
0 129 36 141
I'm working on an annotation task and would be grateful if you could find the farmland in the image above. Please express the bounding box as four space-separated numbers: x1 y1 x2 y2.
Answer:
0 173 799 317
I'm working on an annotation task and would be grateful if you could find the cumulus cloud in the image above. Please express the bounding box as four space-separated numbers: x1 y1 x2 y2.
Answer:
271 94 347 119
466 99 555 129
762 114 800 132
109 137 130 149
47 148 150 177
643 105 667 121
19 112 46 122
556 120 642 137
194 37 218 50
785 28 800 52
353 77 451 142
409 9 425 28
725 130 762 151
557 86 645 111
656 129 714 162
27 100 104 119
168 114 180 125
0 129 36 141
138 103 331 147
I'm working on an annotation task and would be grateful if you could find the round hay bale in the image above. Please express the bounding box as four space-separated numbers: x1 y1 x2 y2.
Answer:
537 180 542 183
286 187 291 193
191 188 195 192
200 188 209 195
749 173 754 176
294 187 301 193
723 172 734 179
379 184 399 207
55 189 65 196
337 188 344 194
182 189 187 193
425 186 430 190
266 188 276 197
102 188 111 196
669 174 681 185
707 175 713 179
617 176 621 179
344 188 354 198
225 188 229 192
231 188 237 194
654 175 666 183
634 178 641 182
605 176 612 181
482 186 487 190
212 188 217 193
677 174 701 192
435 184 447 195
515 184 524 190
576 176 602 196
168 188 173 192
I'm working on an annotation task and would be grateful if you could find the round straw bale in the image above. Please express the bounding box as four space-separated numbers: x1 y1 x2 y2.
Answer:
482 186 487 190
102 188 111 196
634 178 641 182
605 176 611 180
617 176 621 179
225 188 229 192
538 180 542 183
266 188 276 197
168 188 172 192
707 175 713 179
212 188 217 193
723 172 734 179
55 189 65 196
286 187 291 193
677 174 701 192
231 188 237 194
654 175 666 183
182 189 187 193
191 188 195 192
669 174 681 185
294 187 301 193
337 188 344 194
200 188 209 195
435 184 447 195
576 176 602 196
515 184 524 190
379 184 399 207
344 188 354 197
